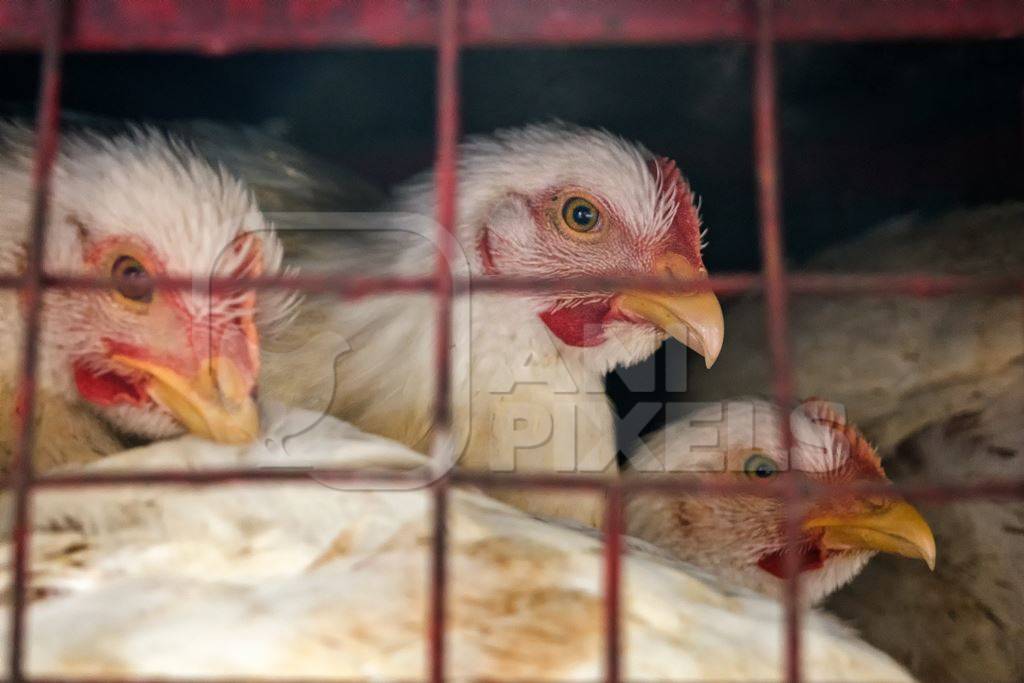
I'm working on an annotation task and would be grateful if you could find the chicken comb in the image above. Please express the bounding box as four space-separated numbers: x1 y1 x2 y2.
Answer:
227 232 264 279
649 155 703 266
800 397 885 476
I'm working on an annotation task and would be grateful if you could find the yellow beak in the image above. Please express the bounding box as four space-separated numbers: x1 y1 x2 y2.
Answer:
804 498 936 570
616 253 725 368
111 355 260 444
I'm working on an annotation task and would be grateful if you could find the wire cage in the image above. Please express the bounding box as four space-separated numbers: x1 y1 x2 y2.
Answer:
2 1 1024 681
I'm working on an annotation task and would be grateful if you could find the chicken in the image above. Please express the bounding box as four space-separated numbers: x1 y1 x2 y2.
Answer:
261 122 725 524
0 122 293 471
684 204 1024 681
0 404 914 682
626 398 936 605
828 377 1024 683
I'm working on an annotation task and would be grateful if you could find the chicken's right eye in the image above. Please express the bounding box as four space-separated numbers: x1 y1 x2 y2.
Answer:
561 197 600 232
111 255 154 304
743 453 778 479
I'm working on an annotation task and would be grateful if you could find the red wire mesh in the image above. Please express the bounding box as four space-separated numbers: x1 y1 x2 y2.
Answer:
4 0 1024 50
7 1 66 678
750 4 804 678
3 1 1024 682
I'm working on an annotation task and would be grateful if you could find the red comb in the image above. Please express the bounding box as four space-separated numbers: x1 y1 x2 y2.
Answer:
649 155 703 266
801 397 885 476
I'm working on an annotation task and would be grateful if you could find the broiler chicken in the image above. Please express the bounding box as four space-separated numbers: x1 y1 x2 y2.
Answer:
0 404 915 682
261 122 725 524
0 122 292 471
626 398 936 604
685 204 1024 682
828 377 1024 683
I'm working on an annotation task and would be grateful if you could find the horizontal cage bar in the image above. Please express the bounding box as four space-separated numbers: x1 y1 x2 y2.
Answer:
1 272 1022 298
2 0 1024 52
4 2 1022 683
18 466 1024 503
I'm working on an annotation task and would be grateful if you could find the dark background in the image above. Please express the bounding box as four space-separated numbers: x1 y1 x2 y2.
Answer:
4 41 1023 448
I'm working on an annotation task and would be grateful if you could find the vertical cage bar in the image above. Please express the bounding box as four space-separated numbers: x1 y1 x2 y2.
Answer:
428 0 460 681
6 1 67 679
603 483 624 683
428 481 450 683
752 1 803 682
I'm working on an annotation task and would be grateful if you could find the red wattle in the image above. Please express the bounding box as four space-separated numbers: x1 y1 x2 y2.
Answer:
539 300 613 347
73 360 148 407
756 544 828 579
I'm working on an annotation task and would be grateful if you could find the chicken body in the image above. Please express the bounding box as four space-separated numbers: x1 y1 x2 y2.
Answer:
685 204 1024 681
0 123 290 470
686 204 1024 453
626 399 935 604
828 378 1024 683
0 404 914 682
262 123 725 524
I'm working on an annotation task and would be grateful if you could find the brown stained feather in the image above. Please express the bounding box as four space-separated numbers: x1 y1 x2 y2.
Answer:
0 378 125 475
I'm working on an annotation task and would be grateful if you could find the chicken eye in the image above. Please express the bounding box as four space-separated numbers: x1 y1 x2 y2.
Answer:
561 197 600 232
111 255 153 304
743 453 777 479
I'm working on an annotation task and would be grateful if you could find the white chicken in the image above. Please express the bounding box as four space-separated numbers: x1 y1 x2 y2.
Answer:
261 122 725 524
0 404 915 682
627 399 935 605
828 376 1024 683
684 204 1024 682
0 122 293 471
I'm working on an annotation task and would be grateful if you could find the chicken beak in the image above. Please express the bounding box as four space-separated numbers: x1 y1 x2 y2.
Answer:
111 354 260 444
804 498 936 570
616 254 725 368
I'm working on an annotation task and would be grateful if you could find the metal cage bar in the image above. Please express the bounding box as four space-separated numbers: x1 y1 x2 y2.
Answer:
6 2 66 680
0 1 1023 682
20 466 1024 503
10 270 1024 299
428 0 461 680
751 3 804 680
3 0 1024 52
603 483 625 683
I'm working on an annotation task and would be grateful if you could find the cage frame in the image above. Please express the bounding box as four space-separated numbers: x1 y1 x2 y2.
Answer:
3 1 1024 682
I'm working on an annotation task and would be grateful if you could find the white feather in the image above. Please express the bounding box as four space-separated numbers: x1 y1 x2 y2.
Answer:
262 123 700 525
0 122 293 466
0 405 913 681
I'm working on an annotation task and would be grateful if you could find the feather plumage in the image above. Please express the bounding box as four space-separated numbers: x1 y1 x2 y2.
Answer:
261 123 724 525
685 204 1024 681
0 122 291 468
0 405 914 682
626 399 935 604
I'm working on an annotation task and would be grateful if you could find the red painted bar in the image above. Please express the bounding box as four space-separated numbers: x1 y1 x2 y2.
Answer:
3 271 1021 301
603 484 624 683
752 2 804 681
26 466 1024 505
427 0 460 681
6 2 66 680
428 480 450 682
1 2 1021 681
2 0 1024 52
